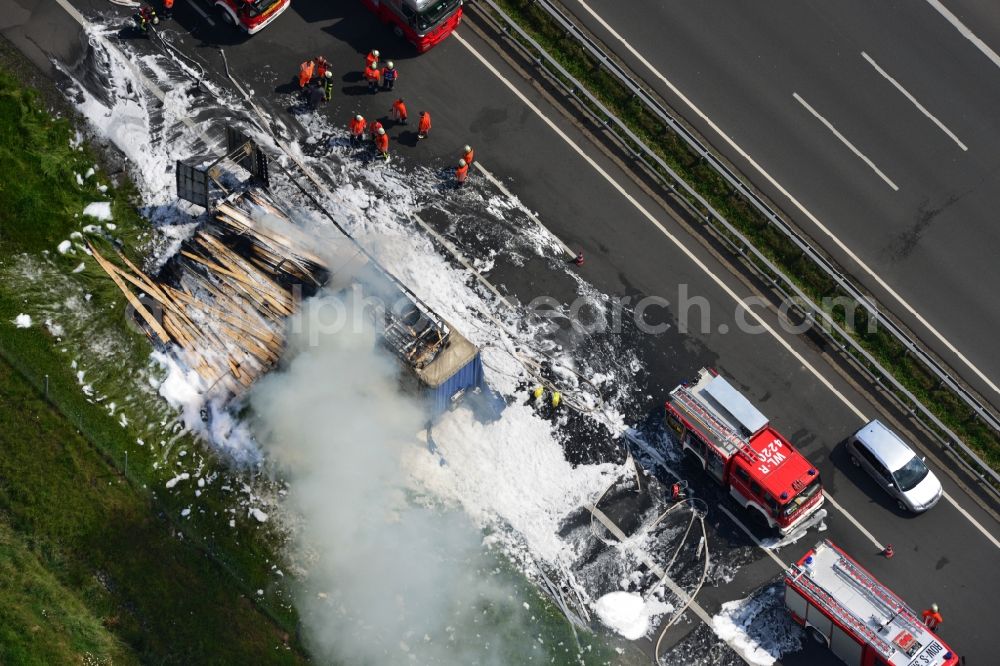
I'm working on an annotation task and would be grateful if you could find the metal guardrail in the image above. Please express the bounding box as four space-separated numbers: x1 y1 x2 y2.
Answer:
467 0 1000 496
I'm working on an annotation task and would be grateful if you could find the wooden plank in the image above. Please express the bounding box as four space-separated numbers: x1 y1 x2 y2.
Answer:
183 248 291 322
194 235 291 311
100 256 208 349
165 286 279 346
88 243 172 344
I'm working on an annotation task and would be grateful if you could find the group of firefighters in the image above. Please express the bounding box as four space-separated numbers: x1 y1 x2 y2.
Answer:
303 48 473 183
297 55 337 110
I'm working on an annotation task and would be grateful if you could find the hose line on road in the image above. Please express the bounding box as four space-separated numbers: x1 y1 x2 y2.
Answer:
585 465 711 664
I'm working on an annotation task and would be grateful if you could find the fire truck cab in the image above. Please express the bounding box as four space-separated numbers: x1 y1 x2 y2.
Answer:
213 0 289 35
785 540 959 666
361 0 464 52
665 368 824 534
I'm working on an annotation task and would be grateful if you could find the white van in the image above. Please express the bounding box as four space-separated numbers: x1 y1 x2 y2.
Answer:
846 420 942 512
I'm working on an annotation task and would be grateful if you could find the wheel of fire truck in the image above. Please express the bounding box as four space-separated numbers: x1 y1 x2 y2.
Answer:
215 4 236 27
737 497 773 532
806 625 828 646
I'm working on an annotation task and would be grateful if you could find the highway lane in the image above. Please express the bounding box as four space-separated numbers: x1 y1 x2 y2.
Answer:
4 0 997 661
562 0 1000 407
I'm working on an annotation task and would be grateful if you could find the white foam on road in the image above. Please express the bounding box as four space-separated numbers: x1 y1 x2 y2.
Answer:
711 585 803 666
407 403 619 566
594 590 673 640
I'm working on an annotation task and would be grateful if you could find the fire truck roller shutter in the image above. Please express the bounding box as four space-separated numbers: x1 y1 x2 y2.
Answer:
785 584 809 622
706 447 726 484
829 623 864 665
806 604 834 645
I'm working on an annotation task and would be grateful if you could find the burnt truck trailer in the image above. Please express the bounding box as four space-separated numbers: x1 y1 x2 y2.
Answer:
216 184 486 416
363 250 485 415
127 134 486 415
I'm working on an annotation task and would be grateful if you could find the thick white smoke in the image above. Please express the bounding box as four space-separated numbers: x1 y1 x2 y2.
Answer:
250 293 549 665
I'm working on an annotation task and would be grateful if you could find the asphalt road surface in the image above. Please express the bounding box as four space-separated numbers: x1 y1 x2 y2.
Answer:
3 0 998 663
559 0 1000 409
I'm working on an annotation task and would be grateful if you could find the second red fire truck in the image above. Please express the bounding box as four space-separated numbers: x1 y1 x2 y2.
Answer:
361 0 464 52
665 367 824 534
785 540 959 666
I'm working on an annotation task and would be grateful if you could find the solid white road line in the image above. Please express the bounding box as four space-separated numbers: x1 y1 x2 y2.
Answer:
718 506 788 569
457 28 1000 551
570 0 1000 401
924 0 1000 70
474 161 577 258
861 51 967 152
943 491 1000 549
792 92 900 191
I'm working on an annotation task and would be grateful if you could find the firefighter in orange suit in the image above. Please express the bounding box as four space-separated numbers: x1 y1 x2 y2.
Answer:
349 114 367 145
364 63 381 93
921 604 943 630
365 49 380 70
390 98 408 124
462 144 474 166
417 111 431 139
315 56 330 80
298 59 315 88
374 127 390 162
455 159 469 186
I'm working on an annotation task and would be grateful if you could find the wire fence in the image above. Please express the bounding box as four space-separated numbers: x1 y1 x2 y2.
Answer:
0 336 300 637
467 0 1000 499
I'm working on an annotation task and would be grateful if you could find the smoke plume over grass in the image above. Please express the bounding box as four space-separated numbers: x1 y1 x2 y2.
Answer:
250 293 566 665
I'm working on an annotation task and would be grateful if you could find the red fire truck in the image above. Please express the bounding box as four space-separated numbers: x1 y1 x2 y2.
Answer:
785 540 960 666
664 367 824 534
213 0 290 35
360 0 464 53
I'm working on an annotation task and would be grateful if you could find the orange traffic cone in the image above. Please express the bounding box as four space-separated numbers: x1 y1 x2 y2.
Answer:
883 544 894 558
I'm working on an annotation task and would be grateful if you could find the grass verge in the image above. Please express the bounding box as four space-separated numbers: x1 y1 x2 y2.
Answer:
0 357 300 664
0 58 304 662
487 0 1000 479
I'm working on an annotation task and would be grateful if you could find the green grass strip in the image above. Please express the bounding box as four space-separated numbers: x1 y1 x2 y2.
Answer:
0 64 307 661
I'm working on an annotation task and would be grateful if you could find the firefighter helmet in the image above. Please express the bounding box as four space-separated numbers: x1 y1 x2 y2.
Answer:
325 71 333 79
373 49 380 58
355 114 363 121
463 145 471 153
459 159 467 167
931 603 939 612
387 61 394 69
377 127 386 135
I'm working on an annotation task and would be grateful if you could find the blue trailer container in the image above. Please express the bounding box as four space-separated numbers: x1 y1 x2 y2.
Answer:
413 324 484 416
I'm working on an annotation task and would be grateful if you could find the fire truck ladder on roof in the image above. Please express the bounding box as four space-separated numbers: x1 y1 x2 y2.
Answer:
833 554 922 634
673 386 761 462
790 565 894 659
